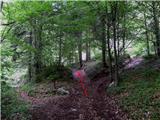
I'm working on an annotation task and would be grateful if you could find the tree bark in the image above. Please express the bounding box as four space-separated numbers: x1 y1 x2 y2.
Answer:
77 33 82 68
86 41 89 61
117 5 120 58
101 15 107 67
33 20 43 75
122 9 126 55
112 3 119 86
144 12 150 56
28 31 33 81
86 40 91 61
107 17 113 82
152 2 160 57
59 32 62 65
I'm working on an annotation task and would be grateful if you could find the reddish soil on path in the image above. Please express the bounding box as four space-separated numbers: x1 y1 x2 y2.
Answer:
20 71 129 120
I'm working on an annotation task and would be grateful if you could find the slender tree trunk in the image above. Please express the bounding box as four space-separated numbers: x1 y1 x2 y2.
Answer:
117 7 120 57
86 41 90 61
107 19 113 82
144 12 150 56
101 16 107 67
28 32 33 81
122 10 126 55
88 41 91 60
33 20 43 76
151 34 157 56
112 3 119 86
29 20 37 81
77 33 82 68
152 2 160 57
59 32 62 65
0 1 3 12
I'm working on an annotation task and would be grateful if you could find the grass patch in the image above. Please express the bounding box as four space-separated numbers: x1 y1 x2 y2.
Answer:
108 68 160 120
21 82 35 93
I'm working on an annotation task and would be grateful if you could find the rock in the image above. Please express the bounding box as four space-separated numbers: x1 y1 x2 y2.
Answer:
11 113 26 120
71 108 77 112
31 104 43 110
108 81 116 88
79 114 83 120
57 87 69 95
83 61 104 79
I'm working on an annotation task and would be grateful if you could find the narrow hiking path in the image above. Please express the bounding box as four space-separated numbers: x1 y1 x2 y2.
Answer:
18 70 129 120
17 57 159 120
30 79 128 120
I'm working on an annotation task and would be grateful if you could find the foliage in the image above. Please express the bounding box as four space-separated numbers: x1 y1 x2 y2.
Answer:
1 1 160 119
143 54 158 60
36 64 72 82
1 1 159 83
107 68 160 120
20 82 35 94
1 82 30 120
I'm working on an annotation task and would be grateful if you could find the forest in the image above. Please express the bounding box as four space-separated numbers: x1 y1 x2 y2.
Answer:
1 1 160 120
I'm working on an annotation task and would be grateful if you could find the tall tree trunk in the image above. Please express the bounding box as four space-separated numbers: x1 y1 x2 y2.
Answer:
144 12 150 56
88 41 91 60
117 6 120 57
37 27 42 74
28 31 33 81
151 34 157 56
86 40 91 61
86 41 89 61
107 18 113 82
29 20 37 81
152 2 160 57
0 1 3 12
59 32 62 65
112 3 119 86
122 9 126 55
77 33 82 68
34 21 43 75
101 16 107 67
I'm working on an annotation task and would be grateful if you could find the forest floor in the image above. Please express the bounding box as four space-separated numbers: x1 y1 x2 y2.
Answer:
18 72 128 120
17 57 160 120
108 57 160 120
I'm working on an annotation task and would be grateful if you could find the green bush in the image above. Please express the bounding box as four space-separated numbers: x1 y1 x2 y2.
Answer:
1 81 30 120
36 64 72 82
108 68 160 120
143 54 158 60
21 82 35 93
93 52 102 60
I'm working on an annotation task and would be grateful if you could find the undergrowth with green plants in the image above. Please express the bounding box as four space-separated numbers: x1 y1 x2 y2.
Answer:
107 68 160 120
1 82 31 120
20 82 35 95
36 64 72 83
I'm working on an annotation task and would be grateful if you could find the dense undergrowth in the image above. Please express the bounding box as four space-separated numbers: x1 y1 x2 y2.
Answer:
36 64 72 82
1 82 30 120
108 67 160 120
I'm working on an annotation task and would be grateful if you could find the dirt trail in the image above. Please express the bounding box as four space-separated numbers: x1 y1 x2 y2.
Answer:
30 85 128 119
20 91 64 105
20 72 128 120
18 58 160 120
